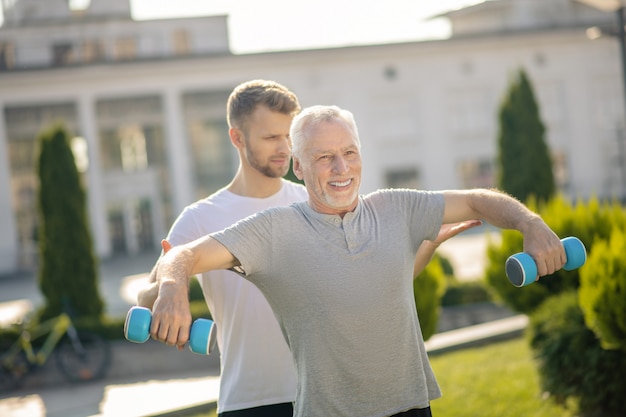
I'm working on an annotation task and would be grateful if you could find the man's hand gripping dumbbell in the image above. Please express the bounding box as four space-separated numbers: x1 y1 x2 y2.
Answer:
124 305 216 355
124 240 216 355
505 236 587 287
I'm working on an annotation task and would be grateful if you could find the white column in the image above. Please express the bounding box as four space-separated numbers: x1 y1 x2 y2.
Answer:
0 99 19 274
163 88 193 217
77 94 111 258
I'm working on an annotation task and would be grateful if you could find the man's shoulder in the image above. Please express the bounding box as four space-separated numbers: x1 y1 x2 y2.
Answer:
281 179 307 196
361 189 443 209
174 188 243 225
363 188 438 199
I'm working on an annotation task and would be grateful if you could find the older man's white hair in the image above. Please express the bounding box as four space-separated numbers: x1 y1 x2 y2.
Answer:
290 105 361 159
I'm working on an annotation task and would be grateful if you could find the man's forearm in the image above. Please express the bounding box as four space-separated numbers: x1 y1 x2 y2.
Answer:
444 189 539 231
443 189 564 277
153 245 195 290
151 236 237 289
413 240 439 278
475 190 540 232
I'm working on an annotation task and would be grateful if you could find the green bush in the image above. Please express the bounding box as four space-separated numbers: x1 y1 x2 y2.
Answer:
438 253 454 278
414 254 447 341
441 280 492 306
528 292 626 417
189 276 205 301
579 229 626 351
190 300 212 321
485 195 626 314
36 123 103 321
75 315 127 340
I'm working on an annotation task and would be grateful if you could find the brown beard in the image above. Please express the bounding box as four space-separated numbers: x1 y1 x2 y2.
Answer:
245 146 289 178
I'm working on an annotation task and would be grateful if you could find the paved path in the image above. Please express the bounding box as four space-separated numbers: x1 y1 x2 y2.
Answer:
0 369 220 417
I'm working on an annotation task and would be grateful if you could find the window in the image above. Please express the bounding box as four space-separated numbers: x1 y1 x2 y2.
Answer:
182 90 233 199
96 96 163 171
448 87 492 135
82 40 106 62
119 125 148 172
458 159 494 189
385 167 420 189
115 37 136 60
172 30 190 55
52 43 74 66
95 95 171 228
0 42 15 70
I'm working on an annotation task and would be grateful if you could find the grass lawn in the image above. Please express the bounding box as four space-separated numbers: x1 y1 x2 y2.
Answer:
429 337 576 417
183 337 575 417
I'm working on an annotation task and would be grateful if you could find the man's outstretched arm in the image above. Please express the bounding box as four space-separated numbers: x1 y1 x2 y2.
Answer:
441 189 565 278
148 235 238 349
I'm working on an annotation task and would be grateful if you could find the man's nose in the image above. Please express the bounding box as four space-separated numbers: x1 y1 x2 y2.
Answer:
278 136 291 154
332 156 348 173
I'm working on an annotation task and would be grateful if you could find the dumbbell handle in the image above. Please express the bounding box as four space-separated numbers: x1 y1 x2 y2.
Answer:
124 306 216 355
505 236 587 287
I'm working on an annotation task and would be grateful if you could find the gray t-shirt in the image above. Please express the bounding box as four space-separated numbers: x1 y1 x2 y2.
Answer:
212 189 445 417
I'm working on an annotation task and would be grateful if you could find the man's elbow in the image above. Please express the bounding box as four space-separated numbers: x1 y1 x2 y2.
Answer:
136 281 159 309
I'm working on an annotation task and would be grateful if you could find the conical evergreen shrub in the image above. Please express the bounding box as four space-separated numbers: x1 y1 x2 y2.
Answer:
497 69 555 203
36 123 103 320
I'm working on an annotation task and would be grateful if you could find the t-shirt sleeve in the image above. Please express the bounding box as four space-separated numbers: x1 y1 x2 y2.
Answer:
375 189 445 247
166 206 203 247
408 190 445 242
209 208 275 278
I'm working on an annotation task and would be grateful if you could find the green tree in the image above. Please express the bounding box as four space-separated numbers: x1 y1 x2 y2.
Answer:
497 69 555 203
37 123 104 320
284 159 304 185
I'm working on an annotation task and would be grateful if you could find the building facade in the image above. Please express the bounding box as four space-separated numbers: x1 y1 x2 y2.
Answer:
0 0 622 274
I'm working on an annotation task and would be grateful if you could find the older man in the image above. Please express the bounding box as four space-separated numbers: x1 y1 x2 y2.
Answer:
148 105 565 417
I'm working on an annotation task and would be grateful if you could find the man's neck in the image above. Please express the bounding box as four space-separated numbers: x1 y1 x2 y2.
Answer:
227 168 283 198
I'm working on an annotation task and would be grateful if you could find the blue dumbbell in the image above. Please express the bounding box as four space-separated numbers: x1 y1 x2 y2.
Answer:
124 306 217 355
505 236 587 287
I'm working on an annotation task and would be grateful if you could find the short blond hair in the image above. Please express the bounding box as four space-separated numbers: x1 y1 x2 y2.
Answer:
227 80 301 134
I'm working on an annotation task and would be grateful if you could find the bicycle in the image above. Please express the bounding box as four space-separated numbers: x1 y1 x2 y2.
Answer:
0 310 112 392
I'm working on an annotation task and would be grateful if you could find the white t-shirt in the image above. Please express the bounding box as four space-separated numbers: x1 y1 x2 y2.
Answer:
166 179 307 413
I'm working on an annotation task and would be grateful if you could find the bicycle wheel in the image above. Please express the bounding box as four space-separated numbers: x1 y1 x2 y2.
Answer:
54 331 111 383
0 350 31 392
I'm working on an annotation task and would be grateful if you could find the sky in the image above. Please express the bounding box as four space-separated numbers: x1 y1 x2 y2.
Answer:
0 0 486 54
129 0 487 54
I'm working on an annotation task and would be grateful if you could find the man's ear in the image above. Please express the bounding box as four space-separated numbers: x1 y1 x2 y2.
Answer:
229 127 245 149
293 157 304 180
